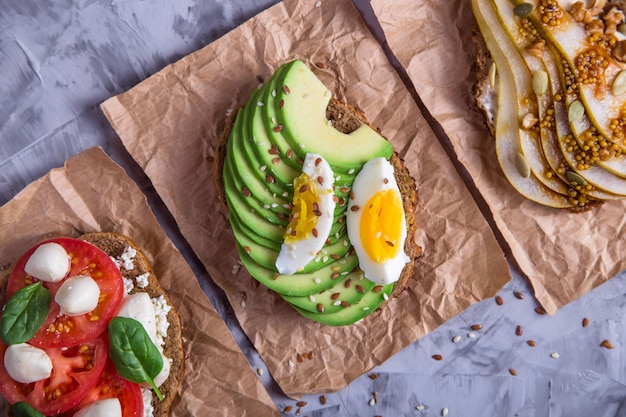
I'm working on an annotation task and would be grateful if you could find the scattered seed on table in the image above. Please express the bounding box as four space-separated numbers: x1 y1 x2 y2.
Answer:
509 368 518 376
471 324 482 331
468 332 477 339
516 325 523 336
582 317 589 327
442 407 449 416
283 405 293 413
551 352 560 359
452 335 462 343
432 354 443 361
368 373 378 380
296 401 307 407
601 339 615 349
527 340 537 347
256 368 263 376
416 404 425 411
535 306 546 315
319 395 327 405
495 295 504 305
514 291 524 299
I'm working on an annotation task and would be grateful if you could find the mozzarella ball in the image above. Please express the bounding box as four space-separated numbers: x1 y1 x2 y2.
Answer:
4 343 52 384
24 242 70 282
115 292 157 343
73 398 122 417
55 275 100 316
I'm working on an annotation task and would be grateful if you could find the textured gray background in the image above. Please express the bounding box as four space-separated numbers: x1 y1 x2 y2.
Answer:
2 0 626 416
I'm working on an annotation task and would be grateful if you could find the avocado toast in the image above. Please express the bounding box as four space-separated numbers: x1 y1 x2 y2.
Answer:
214 59 421 326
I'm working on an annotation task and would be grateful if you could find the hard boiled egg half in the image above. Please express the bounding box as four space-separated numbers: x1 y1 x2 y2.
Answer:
346 157 410 285
275 153 336 275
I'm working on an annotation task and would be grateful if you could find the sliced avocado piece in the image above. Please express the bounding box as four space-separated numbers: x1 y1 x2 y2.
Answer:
229 99 292 197
224 180 286 242
238 247 359 296
275 60 393 173
229 209 282 251
282 270 375 314
291 283 392 326
244 84 301 184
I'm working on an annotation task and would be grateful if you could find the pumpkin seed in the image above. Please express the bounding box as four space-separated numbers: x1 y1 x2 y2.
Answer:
515 152 531 178
489 62 497 89
568 100 584 123
532 70 548 96
513 3 534 17
565 170 587 186
612 70 626 96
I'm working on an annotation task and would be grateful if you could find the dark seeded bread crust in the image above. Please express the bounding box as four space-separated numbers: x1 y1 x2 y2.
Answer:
471 21 496 137
80 232 184 417
214 95 421 304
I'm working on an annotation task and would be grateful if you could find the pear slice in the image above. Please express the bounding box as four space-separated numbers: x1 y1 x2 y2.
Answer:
491 0 573 195
516 0 626 153
473 0 575 208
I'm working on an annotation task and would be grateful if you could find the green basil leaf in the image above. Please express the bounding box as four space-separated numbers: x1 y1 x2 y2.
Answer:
1 282 50 345
13 401 44 417
108 316 164 401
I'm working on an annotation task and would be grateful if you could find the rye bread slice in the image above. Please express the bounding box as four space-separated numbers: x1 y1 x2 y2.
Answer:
79 232 184 417
214 96 421 303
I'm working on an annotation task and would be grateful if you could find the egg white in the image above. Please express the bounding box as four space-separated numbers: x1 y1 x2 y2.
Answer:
346 157 410 285
275 153 336 275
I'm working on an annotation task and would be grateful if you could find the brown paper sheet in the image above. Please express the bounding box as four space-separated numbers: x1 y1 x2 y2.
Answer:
371 0 626 315
0 147 279 417
100 0 511 397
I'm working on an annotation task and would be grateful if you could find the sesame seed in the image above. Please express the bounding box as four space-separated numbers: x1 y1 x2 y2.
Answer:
452 335 462 343
362 307 370 311
468 332 476 338
442 408 449 417
257 367 264 376
333 300 341 306
309 295 316 302
550 352 560 359
383 293 389 301
263 204 270 209
288 360 295 368
271 203 278 208
348 169 355 174
257 101 264 106
260 165 267 171
416 404 425 411
271 89 276 97
314 278 321 284
315 0 321 7
368 399 375 406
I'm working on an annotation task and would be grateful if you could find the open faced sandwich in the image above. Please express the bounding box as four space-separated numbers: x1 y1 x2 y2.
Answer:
214 59 421 326
472 0 626 210
0 232 183 417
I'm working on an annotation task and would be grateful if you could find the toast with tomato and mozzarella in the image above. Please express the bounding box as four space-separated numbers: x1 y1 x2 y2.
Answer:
0 232 184 417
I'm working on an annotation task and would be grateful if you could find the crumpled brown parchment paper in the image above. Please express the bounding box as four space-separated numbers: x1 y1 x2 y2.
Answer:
0 147 279 417
371 0 626 315
100 0 511 397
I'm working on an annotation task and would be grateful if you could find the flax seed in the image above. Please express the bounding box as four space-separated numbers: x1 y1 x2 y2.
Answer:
527 340 537 347
514 291 524 299
242 187 251 197
296 401 307 407
582 317 589 327
284 85 291 95
372 285 383 293
509 368 518 376
368 373 378 380
471 324 482 331
356 285 364 293
535 306 546 315
516 325 523 336
432 354 443 361
601 339 615 349
320 395 327 405
495 295 504 305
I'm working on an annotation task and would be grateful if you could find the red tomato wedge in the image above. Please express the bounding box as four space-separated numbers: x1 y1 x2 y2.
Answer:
7 237 124 348
0 332 108 415
60 359 144 417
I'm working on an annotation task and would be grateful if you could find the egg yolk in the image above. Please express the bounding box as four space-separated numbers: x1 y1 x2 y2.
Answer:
360 189 402 263
284 173 320 244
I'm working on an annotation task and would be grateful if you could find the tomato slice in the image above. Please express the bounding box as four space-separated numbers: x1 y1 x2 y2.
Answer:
8 237 124 348
60 359 144 417
0 332 108 415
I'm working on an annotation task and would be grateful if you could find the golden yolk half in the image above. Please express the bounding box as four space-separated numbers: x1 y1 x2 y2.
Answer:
360 189 402 263
284 173 319 244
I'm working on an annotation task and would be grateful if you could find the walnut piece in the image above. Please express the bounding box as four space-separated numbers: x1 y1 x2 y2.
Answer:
613 39 626 62
526 39 546 57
